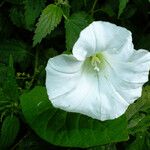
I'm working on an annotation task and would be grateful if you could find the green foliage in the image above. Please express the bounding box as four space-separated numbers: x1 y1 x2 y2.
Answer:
24 0 46 31
65 12 92 51
33 4 63 46
0 0 149 149
0 40 29 64
21 86 128 148
0 57 19 102
126 132 150 150
0 57 19 122
10 6 25 28
125 86 150 150
118 0 128 18
0 115 20 149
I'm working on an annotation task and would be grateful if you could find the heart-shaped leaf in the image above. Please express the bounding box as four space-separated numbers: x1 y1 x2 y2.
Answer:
21 86 128 148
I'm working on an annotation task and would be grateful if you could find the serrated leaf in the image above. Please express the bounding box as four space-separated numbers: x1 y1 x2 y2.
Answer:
9 6 25 28
33 4 63 46
24 0 46 31
0 40 28 63
0 58 19 104
118 0 128 18
60 1 70 18
0 115 20 149
126 132 150 150
126 86 150 134
65 12 92 51
126 86 150 120
21 86 128 148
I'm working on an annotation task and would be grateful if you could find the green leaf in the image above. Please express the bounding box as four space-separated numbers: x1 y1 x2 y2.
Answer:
126 132 150 150
126 86 150 120
126 86 150 134
0 58 19 104
0 115 20 149
33 4 63 46
24 0 46 31
21 86 128 148
65 12 92 50
118 0 128 18
0 40 28 63
65 12 92 51
9 6 25 28
87 144 117 150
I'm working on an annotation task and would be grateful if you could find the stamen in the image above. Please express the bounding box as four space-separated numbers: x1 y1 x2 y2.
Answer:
91 53 103 72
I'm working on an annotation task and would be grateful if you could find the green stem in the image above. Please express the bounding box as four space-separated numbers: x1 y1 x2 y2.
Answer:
10 132 30 150
84 0 87 7
91 0 98 16
27 49 39 89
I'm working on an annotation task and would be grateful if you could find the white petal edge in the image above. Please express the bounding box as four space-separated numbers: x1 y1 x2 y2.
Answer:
73 21 133 61
105 48 150 104
46 54 83 99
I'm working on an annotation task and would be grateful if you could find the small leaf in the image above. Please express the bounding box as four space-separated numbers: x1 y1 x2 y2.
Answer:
0 58 19 103
0 40 28 64
33 4 63 46
126 132 150 150
21 86 128 148
9 6 25 28
24 0 46 31
65 12 92 51
0 115 20 149
126 86 150 135
118 0 128 18
126 86 150 120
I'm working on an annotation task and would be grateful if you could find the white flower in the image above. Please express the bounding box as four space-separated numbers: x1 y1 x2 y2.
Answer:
46 21 150 121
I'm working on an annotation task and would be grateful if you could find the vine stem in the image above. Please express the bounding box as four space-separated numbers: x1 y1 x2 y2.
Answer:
10 132 30 150
27 48 39 89
91 0 98 16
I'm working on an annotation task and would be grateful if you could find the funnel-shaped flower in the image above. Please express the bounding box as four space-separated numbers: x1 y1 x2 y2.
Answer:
46 21 150 121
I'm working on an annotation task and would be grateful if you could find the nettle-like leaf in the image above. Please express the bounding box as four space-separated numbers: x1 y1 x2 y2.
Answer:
24 0 46 31
0 40 28 63
9 6 25 28
21 86 128 148
33 4 63 46
0 57 20 121
118 0 128 18
0 115 20 149
126 86 150 134
65 12 92 51
126 132 150 150
0 57 19 112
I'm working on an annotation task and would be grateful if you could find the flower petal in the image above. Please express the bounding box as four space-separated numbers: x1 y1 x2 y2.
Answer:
49 60 129 121
73 21 132 61
46 54 82 99
106 49 150 104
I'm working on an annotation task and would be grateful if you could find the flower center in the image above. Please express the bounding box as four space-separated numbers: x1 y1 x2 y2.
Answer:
91 53 104 72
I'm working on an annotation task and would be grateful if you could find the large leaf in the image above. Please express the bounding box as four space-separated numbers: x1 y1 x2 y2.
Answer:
21 86 128 148
118 0 128 18
24 0 46 31
33 4 63 46
65 12 92 51
0 115 20 149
